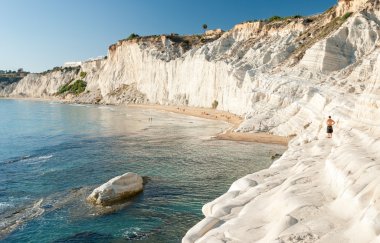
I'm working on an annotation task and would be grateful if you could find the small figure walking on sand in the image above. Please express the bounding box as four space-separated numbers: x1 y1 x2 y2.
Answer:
326 116 336 138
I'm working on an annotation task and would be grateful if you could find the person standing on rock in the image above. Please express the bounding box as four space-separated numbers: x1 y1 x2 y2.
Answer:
326 116 336 138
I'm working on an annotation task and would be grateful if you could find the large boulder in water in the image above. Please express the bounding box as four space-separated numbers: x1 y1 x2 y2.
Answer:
87 172 143 206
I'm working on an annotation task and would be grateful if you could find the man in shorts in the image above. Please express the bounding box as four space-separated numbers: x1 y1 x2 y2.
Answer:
326 116 336 138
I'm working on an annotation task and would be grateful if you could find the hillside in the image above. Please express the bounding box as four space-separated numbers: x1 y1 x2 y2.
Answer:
0 70 29 83
0 70 29 97
2 0 380 242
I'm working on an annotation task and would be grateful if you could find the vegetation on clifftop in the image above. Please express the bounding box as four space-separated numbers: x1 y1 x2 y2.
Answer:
40 66 80 75
289 8 354 64
272 15 302 22
0 69 29 84
243 14 303 24
108 30 224 55
127 33 140 40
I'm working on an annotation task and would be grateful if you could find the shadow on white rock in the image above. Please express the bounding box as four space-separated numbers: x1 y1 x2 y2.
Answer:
87 172 143 206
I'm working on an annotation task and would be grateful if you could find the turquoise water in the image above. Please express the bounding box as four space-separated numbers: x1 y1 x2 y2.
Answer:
0 99 286 242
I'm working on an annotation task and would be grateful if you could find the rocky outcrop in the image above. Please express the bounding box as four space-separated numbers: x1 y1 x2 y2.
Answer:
336 0 375 16
0 82 17 97
10 67 79 98
300 13 380 73
87 172 143 206
103 83 147 104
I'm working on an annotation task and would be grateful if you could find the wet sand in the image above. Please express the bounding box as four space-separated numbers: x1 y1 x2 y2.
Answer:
216 130 291 145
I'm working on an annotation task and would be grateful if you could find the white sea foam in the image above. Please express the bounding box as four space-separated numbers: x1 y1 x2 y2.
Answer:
98 106 114 111
0 202 14 212
70 104 86 107
121 227 145 239
21 154 53 165
37 155 53 160
0 199 44 239
121 227 142 236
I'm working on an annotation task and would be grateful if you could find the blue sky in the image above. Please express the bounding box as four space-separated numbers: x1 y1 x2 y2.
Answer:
0 0 336 72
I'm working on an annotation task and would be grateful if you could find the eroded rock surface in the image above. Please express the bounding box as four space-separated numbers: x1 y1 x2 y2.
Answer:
87 172 143 206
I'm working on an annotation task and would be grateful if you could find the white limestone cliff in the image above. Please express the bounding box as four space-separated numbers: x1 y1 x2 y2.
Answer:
183 2 380 241
300 13 380 73
336 0 373 16
2 0 380 241
10 68 79 98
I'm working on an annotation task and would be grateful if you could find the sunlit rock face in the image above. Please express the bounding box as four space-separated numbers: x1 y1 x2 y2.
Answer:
336 0 373 17
87 172 143 206
300 13 380 73
4 0 380 241
11 69 78 98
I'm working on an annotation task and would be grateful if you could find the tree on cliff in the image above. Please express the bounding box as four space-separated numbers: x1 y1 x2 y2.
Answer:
127 33 139 40
202 24 208 32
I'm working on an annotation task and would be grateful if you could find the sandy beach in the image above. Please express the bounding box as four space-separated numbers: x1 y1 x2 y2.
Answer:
216 130 291 145
128 104 290 146
1 98 290 146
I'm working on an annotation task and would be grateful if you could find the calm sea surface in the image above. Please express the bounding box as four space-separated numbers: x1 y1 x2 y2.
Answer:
0 99 286 242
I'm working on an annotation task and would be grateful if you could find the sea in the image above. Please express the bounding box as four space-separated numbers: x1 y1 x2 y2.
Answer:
0 99 286 242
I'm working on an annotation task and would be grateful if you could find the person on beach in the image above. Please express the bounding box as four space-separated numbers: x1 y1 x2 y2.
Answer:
326 116 335 138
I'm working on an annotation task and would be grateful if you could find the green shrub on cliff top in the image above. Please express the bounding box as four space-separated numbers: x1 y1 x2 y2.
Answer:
266 15 303 23
127 33 140 40
57 80 87 95
267 16 283 22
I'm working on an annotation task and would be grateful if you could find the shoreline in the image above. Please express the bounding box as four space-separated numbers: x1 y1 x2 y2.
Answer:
1 97 290 146
216 130 291 146
128 104 290 146
128 104 242 125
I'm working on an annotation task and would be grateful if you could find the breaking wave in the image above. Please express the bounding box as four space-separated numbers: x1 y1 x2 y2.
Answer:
2 154 53 165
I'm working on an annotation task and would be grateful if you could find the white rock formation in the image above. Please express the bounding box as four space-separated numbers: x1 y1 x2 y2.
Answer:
10 68 79 98
2 0 380 241
87 172 143 206
336 0 373 16
300 13 380 73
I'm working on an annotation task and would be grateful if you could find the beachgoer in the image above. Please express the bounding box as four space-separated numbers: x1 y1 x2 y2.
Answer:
326 116 336 138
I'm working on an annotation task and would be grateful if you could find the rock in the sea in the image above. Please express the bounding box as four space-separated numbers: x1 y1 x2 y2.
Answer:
87 172 143 206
